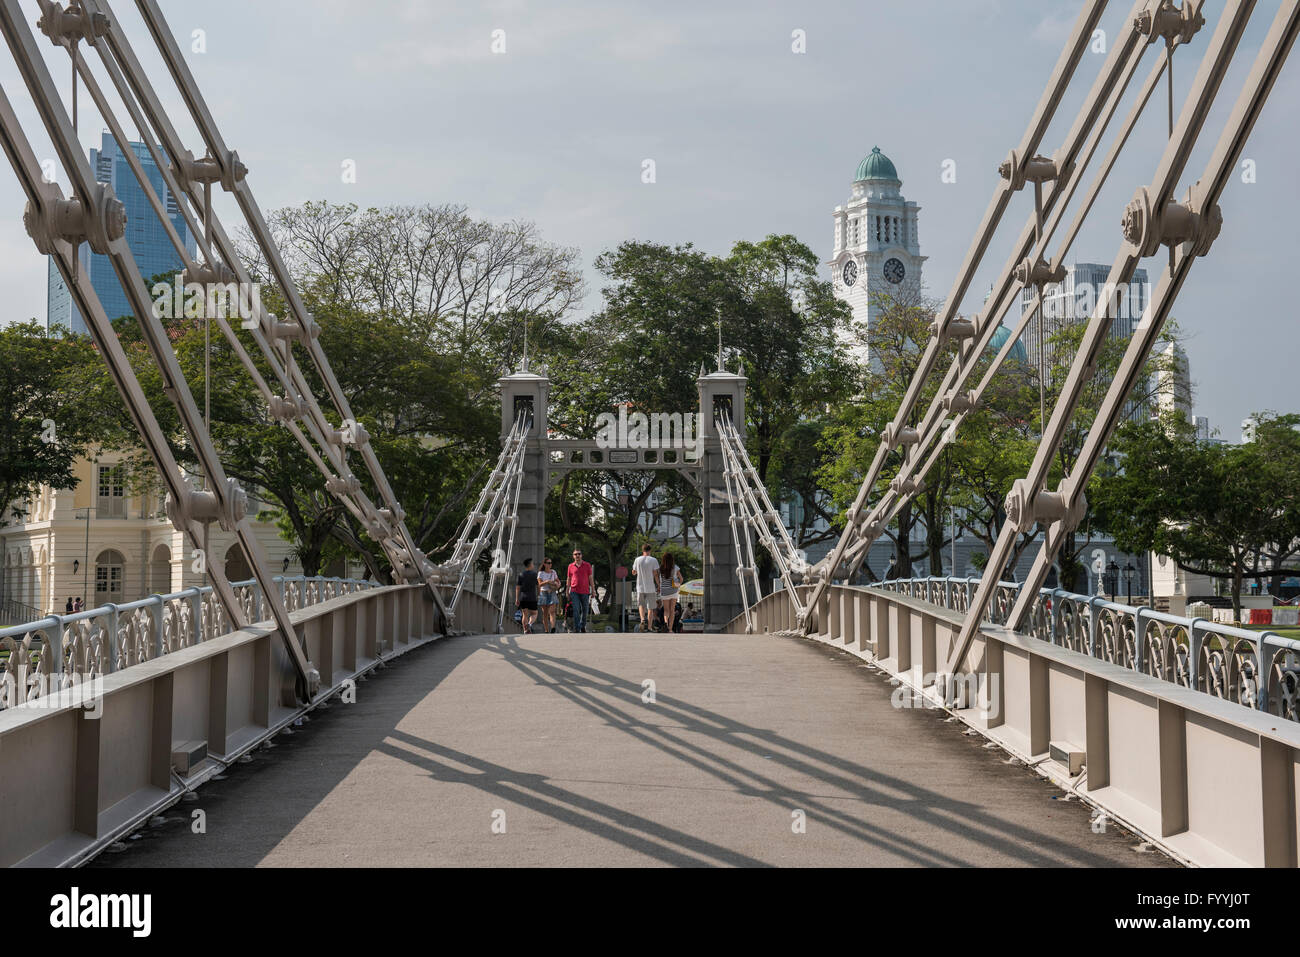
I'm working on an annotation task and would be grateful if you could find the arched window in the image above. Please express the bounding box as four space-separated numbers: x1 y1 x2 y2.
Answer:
150 544 172 595
224 544 252 584
94 549 126 605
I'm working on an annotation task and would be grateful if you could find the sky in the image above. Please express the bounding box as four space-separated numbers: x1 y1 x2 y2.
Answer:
0 0 1295 437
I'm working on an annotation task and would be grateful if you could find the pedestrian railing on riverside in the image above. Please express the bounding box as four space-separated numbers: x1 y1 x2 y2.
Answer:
0 576 374 712
877 576 1300 721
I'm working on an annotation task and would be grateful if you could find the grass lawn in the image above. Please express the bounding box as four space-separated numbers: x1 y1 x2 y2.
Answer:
1246 625 1300 640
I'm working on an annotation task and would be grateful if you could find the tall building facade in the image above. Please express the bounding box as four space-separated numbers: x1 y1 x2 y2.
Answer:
828 147 926 362
1018 261 1151 419
47 132 194 334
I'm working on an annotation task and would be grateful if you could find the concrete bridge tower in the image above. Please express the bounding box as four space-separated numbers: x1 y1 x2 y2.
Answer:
698 365 747 630
499 365 549 584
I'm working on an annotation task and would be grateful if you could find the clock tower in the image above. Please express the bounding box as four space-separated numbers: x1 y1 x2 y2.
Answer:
829 147 925 362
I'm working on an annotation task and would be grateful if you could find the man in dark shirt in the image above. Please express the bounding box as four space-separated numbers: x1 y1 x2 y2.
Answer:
515 558 539 633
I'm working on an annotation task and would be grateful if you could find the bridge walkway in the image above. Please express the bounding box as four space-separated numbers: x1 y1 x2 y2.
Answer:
94 632 1175 868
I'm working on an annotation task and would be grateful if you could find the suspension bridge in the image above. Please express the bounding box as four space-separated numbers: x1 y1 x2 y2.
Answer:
1 0 1298 869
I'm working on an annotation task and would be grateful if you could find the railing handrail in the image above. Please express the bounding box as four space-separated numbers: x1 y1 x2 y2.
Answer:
878 574 1296 649
0 575 375 642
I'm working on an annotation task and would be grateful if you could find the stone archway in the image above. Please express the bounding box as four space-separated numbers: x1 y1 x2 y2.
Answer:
499 363 748 630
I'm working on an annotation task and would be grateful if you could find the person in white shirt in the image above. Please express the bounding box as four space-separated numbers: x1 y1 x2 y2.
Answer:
631 543 660 632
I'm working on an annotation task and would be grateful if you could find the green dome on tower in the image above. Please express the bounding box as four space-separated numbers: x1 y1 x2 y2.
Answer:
855 146 899 182
988 323 1029 364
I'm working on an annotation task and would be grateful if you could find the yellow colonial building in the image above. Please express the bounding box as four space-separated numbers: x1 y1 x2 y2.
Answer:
1 449 318 624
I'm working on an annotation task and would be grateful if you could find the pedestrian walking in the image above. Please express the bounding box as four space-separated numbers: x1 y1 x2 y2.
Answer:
537 557 560 633
567 549 593 632
515 558 539 633
631 543 659 632
658 552 683 635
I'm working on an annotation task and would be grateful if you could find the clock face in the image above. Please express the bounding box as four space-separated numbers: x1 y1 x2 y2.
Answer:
884 258 906 285
841 260 858 287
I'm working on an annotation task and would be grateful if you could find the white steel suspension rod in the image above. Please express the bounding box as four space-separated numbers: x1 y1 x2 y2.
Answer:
1003 0 1300 640
947 0 1260 675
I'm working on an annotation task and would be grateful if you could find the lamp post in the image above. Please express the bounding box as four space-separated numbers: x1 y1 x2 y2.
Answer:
617 487 632 629
1106 559 1119 602
1124 561 1136 606
73 506 92 606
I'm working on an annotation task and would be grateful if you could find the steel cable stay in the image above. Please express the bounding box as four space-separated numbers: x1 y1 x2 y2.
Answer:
716 416 810 624
0 0 321 695
87 0 451 615
0 0 485 698
66 0 452 618
805 0 1115 611
718 424 762 634
62 26 383 549
992 0 1300 659
839 26 1189 578
946 0 1276 675
716 417 777 632
806 0 1209 620
443 416 530 625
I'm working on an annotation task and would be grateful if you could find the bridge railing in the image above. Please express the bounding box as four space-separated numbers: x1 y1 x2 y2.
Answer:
747 579 1300 866
877 576 1300 722
0 581 444 868
0 576 375 713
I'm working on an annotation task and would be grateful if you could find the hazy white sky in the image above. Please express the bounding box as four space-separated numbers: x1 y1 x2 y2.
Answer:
0 0 1294 436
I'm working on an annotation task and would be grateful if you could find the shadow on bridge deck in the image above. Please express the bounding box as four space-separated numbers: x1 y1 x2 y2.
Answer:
94 632 1176 868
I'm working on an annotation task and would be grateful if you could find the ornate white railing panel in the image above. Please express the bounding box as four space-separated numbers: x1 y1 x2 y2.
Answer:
0 577 373 712
877 576 1300 721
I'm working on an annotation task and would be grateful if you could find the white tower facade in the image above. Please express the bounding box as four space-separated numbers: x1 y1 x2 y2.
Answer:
829 147 925 362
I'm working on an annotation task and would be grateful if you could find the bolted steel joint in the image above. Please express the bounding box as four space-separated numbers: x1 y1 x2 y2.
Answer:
929 314 976 343
268 394 304 423
854 515 882 540
37 3 110 44
890 475 926 497
182 260 238 287
943 391 979 414
325 473 362 496
328 421 370 449
164 476 248 533
268 316 321 342
881 423 920 450
1123 185 1222 258
24 183 125 255
173 148 248 193
1135 0 1206 46
1014 254 1066 289
999 150 1065 192
1004 479 1087 535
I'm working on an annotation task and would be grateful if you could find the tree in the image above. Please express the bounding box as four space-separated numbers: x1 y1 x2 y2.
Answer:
819 285 958 578
543 236 854 600
0 322 124 526
1092 413 1300 619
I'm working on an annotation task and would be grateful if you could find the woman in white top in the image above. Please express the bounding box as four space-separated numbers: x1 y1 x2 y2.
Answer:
657 552 683 633
536 558 561 633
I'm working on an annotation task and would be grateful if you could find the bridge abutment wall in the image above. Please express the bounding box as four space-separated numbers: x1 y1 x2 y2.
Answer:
0 583 458 868
727 584 1300 868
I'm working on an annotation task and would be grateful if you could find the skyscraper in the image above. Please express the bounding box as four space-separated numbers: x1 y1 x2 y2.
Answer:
1019 261 1151 420
47 132 195 334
